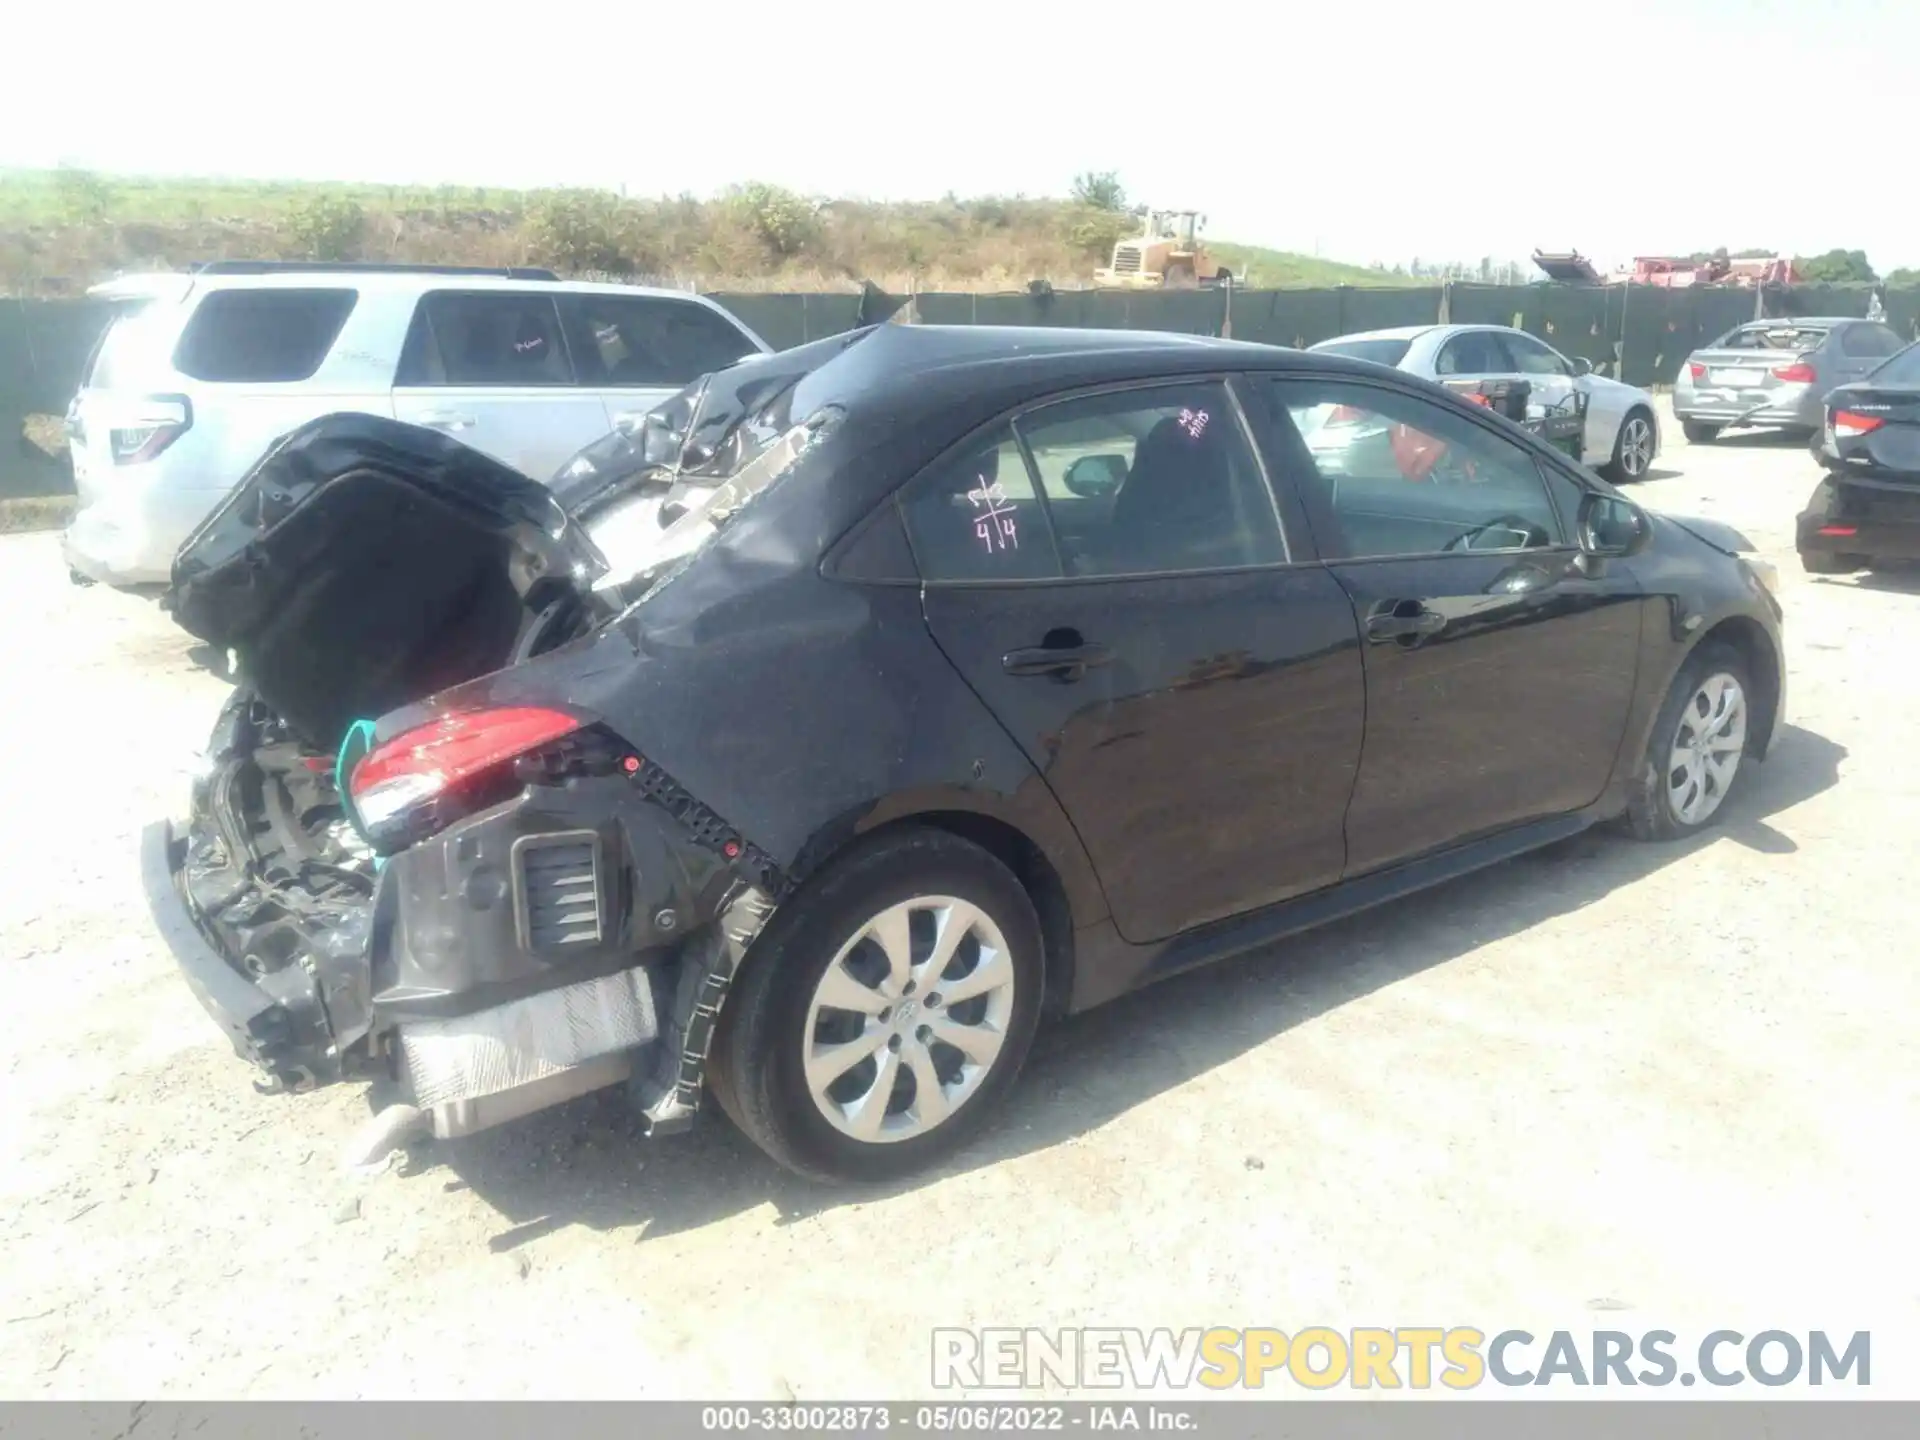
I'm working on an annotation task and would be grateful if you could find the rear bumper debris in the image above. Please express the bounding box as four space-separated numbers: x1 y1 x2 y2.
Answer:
141 819 323 1088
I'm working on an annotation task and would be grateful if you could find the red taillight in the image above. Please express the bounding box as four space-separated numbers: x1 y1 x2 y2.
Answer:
1688 362 1706 381
349 707 581 838
1818 525 1858 537
1772 361 1816 384
1832 409 1885 438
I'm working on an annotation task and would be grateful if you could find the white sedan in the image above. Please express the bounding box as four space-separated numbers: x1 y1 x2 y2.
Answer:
1310 323 1661 483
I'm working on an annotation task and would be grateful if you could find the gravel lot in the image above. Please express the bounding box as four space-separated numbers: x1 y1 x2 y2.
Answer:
4 400 1917 1398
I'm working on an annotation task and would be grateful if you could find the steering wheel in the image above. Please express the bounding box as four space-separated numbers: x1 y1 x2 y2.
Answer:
1443 514 1546 553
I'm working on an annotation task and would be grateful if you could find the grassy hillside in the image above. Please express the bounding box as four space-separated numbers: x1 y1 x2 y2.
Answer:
1208 242 1414 289
0 168 1419 295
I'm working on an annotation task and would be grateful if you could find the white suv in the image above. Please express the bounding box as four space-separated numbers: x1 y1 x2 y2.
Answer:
63 263 772 585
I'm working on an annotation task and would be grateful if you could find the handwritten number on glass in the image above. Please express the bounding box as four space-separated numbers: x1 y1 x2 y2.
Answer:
1178 407 1210 440
967 475 1019 554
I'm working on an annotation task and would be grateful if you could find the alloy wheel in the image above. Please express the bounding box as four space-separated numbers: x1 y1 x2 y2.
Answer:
1667 672 1747 826
1618 415 1656 478
802 896 1018 1144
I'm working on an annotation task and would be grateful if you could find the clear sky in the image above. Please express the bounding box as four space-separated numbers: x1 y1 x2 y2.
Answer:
3 0 1911 272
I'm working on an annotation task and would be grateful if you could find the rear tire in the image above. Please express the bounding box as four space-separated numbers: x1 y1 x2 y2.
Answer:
1603 408 1657 482
1625 643 1755 842
707 828 1045 1184
1682 420 1721 444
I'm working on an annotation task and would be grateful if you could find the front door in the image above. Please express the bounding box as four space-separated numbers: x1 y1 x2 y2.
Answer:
1258 374 1646 876
392 290 611 480
897 378 1366 944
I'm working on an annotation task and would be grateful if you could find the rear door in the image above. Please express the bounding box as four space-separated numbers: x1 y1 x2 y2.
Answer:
899 377 1365 945
1256 373 1646 877
392 290 608 479
561 293 765 431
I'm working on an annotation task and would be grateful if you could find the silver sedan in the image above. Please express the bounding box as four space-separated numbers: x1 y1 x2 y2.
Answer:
1672 316 1909 443
1309 323 1661 482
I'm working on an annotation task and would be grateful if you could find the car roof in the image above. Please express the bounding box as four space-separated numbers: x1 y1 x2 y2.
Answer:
86 269 715 306
1312 325 1438 344
1732 316 1852 327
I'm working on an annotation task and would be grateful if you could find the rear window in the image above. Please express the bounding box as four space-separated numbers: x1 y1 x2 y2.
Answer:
1721 324 1830 352
173 288 358 382
1869 341 1920 387
1314 338 1412 367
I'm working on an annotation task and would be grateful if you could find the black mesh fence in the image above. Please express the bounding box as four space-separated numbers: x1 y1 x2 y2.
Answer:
11 284 1920 500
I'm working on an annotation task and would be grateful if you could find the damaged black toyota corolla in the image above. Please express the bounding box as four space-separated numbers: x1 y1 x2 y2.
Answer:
144 324 1787 1184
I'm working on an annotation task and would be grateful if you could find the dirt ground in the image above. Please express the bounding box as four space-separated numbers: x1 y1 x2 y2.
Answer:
3 400 1917 1399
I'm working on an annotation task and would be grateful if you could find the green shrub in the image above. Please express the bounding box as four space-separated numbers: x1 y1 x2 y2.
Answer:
288 194 367 261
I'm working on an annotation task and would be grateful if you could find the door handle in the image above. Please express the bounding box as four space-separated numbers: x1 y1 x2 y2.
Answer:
1365 604 1447 643
417 410 477 431
1002 642 1114 680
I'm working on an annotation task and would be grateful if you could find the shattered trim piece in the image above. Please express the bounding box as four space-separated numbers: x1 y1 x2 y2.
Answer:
625 755 792 900
634 883 776 1134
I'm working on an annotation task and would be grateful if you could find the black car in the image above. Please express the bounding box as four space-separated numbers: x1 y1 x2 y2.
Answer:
144 325 1787 1184
1798 339 1920 575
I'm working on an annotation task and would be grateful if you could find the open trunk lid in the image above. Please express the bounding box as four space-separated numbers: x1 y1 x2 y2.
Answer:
167 412 611 754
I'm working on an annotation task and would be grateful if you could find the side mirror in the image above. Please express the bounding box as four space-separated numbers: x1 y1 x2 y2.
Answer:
1578 492 1651 557
1063 453 1129 498
1571 356 1594 376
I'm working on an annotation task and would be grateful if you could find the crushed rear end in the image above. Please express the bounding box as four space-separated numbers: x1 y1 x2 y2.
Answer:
141 408 790 1152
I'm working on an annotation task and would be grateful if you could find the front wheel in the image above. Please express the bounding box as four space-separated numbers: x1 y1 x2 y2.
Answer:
1625 643 1755 841
1604 409 1658 482
707 828 1045 1183
1682 420 1721 444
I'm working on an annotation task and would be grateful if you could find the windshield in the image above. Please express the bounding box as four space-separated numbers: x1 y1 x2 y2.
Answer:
1314 338 1411 367
1868 341 1920 387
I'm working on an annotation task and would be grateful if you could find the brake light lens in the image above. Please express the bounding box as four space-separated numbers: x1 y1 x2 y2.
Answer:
1832 409 1885 438
1688 362 1706 381
106 394 192 465
349 707 581 844
1772 361 1816 384
1818 525 1858 537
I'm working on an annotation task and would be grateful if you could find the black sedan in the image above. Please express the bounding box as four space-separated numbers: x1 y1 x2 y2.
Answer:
1798 339 1920 575
145 325 1787 1184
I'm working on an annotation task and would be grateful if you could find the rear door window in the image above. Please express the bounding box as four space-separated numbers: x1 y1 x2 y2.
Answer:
563 295 760 387
1017 381 1286 578
398 292 574 386
172 288 357 382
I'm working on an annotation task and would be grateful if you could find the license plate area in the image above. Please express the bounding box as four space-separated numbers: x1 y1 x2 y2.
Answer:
1713 368 1765 388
